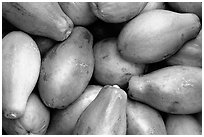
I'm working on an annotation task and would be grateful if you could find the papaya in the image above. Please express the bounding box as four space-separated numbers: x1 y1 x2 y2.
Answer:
32 36 56 57
141 2 166 13
2 93 50 135
94 38 145 87
2 2 73 41
166 29 202 67
3 31 41 119
118 10 201 64
127 100 166 135
38 27 94 109
59 2 97 26
46 85 102 135
128 66 202 114
73 85 127 135
166 114 202 135
168 2 202 19
89 2 147 23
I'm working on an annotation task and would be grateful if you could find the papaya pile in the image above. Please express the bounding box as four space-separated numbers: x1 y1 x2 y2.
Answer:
2 2 202 135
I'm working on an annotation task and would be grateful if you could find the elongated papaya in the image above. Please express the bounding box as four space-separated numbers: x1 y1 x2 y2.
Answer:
3 31 41 119
166 114 202 135
118 10 201 64
59 2 97 26
166 29 202 67
127 100 166 135
3 93 50 135
90 2 147 23
46 85 102 135
128 66 202 114
94 38 145 87
73 85 127 135
38 27 94 109
2 2 73 41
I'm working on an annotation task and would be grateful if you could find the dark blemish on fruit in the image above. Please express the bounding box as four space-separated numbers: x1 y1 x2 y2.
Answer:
86 70 89 74
126 113 129 134
167 101 179 113
121 68 127 72
86 126 92 134
102 55 109 59
124 73 132 76
11 3 31 16
43 73 49 82
181 33 185 41
83 31 91 43
79 45 83 48
27 131 31 135
118 49 122 54
128 92 134 99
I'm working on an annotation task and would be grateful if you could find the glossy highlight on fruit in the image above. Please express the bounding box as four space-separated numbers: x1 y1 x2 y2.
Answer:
38 27 94 109
118 10 201 63
128 66 202 114
3 2 73 41
3 31 41 119
73 85 127 135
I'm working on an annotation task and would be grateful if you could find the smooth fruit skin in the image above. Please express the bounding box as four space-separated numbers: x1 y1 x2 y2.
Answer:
118 10 201 64
141 2 166 13
94 38 145 87
127 100 167 135
166 29 202 67
38 27 94 109
90 2 147 23
128 66 202 114
3 31 41 119
59 2 97 26
3 93 50 135
166 114 202 135
168 2 202 19
73 85 127 135
2 2 73 41
46 85 102 135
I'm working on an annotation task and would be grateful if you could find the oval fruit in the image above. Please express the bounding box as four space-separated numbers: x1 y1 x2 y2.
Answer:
166 114 202 135
128 66 202 114
3 31 41 119
94 38 145 87
118 10 201 64
59 2 97 26
73 85 127 135
38 27 94 109
90 2 147 23
3 2 73 41
3 93 50 135
46 85 102 135
127 100 166 135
